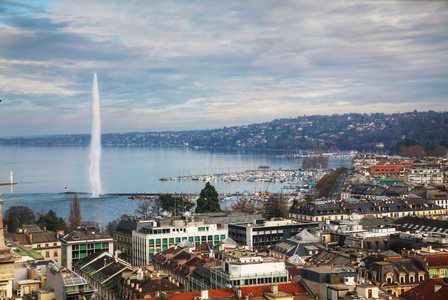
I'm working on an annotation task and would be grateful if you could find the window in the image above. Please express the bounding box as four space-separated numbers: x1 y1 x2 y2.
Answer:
45 243 49 247
46 251 50 257
176 238 181 243
54 251 58 257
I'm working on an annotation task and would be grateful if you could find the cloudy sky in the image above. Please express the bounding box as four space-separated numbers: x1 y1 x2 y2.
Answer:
0 0 447 137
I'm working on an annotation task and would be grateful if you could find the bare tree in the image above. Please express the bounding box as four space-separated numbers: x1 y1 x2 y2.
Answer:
4 206 36 233
231 198 256 213
135 198 162 218
68 193 82 230
106 219 119 236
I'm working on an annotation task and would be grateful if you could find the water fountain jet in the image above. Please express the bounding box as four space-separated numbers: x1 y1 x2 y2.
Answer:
89 72 102 197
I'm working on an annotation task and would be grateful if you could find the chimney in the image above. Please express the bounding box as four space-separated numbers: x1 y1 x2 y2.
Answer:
201 290 209 300
271 284 278 294
29 233 33 244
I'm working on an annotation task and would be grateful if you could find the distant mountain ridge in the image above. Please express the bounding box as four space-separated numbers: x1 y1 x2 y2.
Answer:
1 111 447 154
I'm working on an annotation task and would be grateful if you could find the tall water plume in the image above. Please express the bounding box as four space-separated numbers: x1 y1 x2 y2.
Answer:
89 72 102 197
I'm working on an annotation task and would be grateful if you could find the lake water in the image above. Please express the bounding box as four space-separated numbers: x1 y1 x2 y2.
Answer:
0 145 352 226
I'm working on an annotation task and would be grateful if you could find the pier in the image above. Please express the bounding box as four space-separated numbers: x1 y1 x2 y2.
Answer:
0 171 17 186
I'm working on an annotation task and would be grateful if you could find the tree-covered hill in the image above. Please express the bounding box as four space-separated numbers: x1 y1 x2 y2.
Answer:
1 111 447 154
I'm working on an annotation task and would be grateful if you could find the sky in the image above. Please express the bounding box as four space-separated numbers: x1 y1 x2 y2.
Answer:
0 0 447 137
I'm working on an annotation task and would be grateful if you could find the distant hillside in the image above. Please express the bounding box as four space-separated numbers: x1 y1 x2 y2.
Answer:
1 111 447 154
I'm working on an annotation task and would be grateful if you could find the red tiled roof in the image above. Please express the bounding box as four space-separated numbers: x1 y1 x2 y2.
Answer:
425 255 448 267
401 278 448 300
134 282 309 300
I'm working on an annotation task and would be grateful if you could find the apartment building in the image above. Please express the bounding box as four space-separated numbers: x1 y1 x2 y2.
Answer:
132 216 227 266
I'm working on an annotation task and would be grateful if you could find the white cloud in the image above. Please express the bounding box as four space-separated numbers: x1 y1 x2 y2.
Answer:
0 0 447 136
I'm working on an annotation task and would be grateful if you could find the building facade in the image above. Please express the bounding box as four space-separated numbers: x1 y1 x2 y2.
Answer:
228 218 319 251
210 256 289 289
60 227 114 269
404 168 443 186
0 193 21 298
74 250 132 300
132 217 227 266
113 217 154 264
46 262 96 300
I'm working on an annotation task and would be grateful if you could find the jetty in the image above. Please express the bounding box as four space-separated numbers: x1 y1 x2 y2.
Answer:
0 171 17 186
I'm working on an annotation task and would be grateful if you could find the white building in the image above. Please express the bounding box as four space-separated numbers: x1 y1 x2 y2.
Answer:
46 262 96 300
133 217 227 266
404 168 443 186
210 256 289 289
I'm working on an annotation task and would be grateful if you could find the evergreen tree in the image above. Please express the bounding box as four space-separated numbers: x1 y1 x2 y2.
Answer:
68 192 82 230
37 210 66 232
195 182 221 213
159 194 195 216
264 193 289 218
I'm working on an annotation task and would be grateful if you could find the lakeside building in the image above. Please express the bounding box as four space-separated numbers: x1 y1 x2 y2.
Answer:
60 227 114 269
45 262 96 300
73 250 132 300
228 218 319 251
132 216 227 266
289 197 445 222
